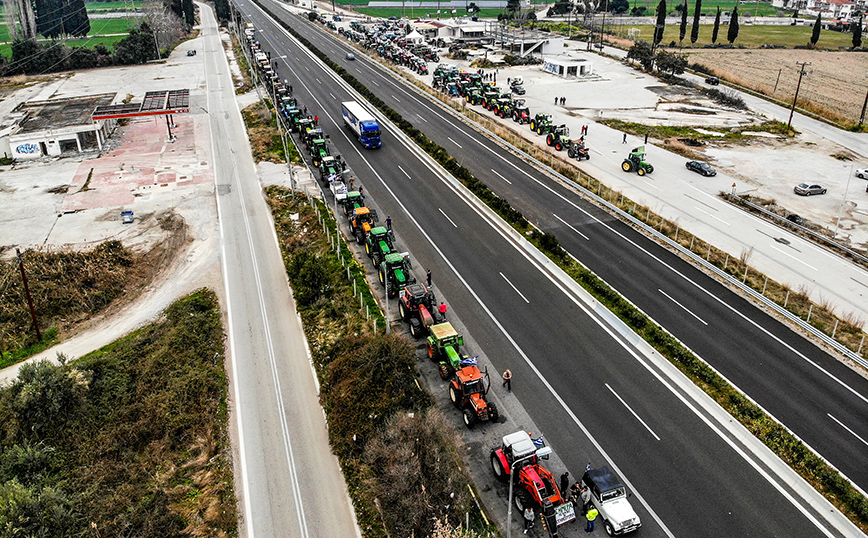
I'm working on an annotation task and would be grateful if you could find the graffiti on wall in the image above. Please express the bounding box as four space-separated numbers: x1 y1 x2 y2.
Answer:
16 144 39 154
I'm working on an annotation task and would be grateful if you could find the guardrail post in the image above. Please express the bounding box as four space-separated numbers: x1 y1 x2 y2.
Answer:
723 254 728 270
784 290 790 308
859 335 865 354
807 304 813 323
832 319 839 339
707 245 711 261
674 227 679 242
743 267 748 283
690 236 694 250
762 276 768 295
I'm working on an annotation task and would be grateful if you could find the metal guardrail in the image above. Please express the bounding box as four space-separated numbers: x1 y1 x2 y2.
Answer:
724 193 868 267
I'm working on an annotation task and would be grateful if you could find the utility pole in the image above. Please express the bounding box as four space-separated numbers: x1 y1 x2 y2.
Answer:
860 81 868 126
787 61 811 130
16 248 41 342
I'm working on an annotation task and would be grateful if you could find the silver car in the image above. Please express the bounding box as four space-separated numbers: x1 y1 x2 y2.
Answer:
794 183 826 196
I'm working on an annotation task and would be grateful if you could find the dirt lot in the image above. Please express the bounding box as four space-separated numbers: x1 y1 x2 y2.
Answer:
684 49 868 124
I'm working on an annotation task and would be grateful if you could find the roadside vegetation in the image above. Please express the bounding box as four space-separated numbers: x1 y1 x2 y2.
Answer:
265 188 490 538
0 289 237 537
240 101 301 164
257 5 868 532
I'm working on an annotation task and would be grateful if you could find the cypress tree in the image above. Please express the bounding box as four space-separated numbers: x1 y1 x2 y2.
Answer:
653 0 667 48
810 12 821 45
711 7 720 44
690 0 701 44
853 16 863 49
679 0 688 45
727 6 739 44
183 0 195 27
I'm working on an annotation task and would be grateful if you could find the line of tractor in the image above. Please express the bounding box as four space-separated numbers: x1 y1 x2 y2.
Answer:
249 18 643 536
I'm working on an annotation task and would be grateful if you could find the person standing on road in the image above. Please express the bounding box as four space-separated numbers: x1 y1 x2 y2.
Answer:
554 96 559 105
385 215 392 230
623 132 627 143
585 505 598 533
523 506 535 533
439 302 447 319
502 369 512 391
580 485 591 514
560 472 570 498
644 133 649 144
426 268 432 286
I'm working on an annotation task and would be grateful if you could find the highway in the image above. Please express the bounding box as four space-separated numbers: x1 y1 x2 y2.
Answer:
201 5 359 538
245 0 868 500
234 1 863 536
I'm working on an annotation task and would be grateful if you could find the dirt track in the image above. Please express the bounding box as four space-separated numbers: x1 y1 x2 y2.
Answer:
684 49 868 122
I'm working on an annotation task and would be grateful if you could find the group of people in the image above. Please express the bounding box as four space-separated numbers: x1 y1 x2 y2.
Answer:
554 96 567 106
521 476 599 534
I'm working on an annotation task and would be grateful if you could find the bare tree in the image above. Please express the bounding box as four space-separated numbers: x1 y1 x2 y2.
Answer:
140 1 185 53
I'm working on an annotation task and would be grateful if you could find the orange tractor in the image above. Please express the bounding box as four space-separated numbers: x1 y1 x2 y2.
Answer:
349 206 378 244
448 363 498 428
490 431 576 537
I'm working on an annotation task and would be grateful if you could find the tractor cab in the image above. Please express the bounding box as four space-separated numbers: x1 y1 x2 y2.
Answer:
427 322 466 379
446 82 458 96
379 252 414 297
468 89 483 106
350 206 378 243
468 73 482 87
303 127 324 149
341 190 365 217
310 139 330 167
293 117 314 134
284 107 302 124
481 89 500 109
318 155 342 182
365 225 395 263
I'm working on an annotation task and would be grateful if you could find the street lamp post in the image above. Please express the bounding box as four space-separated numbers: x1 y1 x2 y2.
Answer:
506 445 552 538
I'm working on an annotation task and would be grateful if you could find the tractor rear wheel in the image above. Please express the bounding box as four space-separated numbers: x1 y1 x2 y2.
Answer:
399 301 409 321
355 230 364 244
365 242 372 257
378 269 385 286
637 167 646 176
546 134 554 146
490 452 508 482
463 409 476 428
449 385 460 407
530 120 537 131
621 160 633 172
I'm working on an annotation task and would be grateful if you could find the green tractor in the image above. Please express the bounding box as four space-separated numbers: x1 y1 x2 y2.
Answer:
426 322 470 380
365 226 394 265
318 155 342 183
378 252 414 297
621 146 654 176
545 124 571 151
493 97 513 118
310 138 330 167
341 190 365 218
293 116 314 134
529 113 553 135
481 89 500 110
468 89 484 106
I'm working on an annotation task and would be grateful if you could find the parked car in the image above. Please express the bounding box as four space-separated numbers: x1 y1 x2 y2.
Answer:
794 183 827 196
582 466 641 535
187 49 196 56
854 168 868 179
121 210 134 224
685 160 717 176
705 76 719 85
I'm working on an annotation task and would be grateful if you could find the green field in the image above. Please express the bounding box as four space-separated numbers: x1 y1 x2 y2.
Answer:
85 0 143 9
354 6 505 19
0 34 128 59
615 21 855 48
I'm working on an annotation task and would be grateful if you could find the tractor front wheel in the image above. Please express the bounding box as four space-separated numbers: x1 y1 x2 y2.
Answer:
490 452 507 482
355 231 364 244
438 363 451 380
568 148 576 159
621 160 633 172
555 141 563 151
646 164 654 174
427 341 436 359
514 491 532 513
398 301 409 321
463 409 476 428
378 269 385 286
488 402 499 423
410 318 422 338
637 167 646 176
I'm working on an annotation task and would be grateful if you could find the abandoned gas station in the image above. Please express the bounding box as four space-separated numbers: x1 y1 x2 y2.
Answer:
0 89 190 161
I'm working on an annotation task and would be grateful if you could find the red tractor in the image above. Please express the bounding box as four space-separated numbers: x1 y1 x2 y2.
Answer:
398 283 443 338
490 431 576 537
449 365 498 428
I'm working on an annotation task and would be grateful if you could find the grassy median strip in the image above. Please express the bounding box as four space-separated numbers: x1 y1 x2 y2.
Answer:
253 6 868 531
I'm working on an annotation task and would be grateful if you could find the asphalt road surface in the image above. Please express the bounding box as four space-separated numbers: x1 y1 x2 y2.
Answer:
234 2 863 536
201 5 359 538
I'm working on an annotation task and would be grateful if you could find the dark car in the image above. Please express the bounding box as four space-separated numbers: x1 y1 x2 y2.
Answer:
510 84 526 95
794 183 827 196
187 49 196 56
705 76 719 85
686 160 717 176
